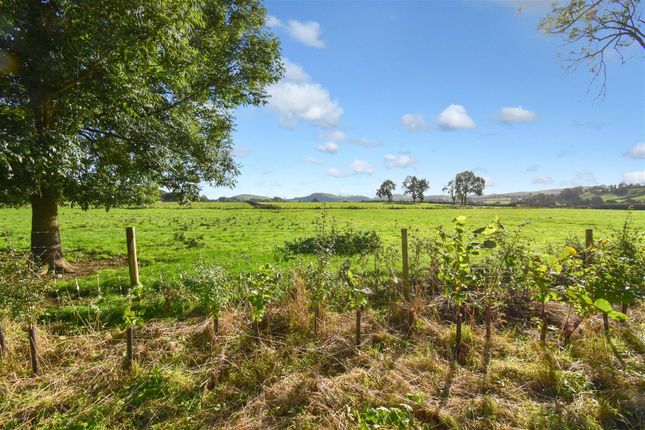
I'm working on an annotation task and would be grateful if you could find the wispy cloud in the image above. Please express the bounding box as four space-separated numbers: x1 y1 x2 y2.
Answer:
268 16 325 48
625 142 645 159
325 167 345 178
400 113 428 131
316 142 339 153
350 159 374 175
532 175 554 184
571 170 597 186
622 170 645 184
526 164 540 172
571 120 604 130
303 156 324 165
384 153 416 168
318 130 346 142
438 104 476 130
498 106 537 124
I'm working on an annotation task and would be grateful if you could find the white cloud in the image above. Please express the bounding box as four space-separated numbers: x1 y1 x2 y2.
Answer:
283 59 311 82
266 15 282 28
626 142 645 159
350 159 374 175
326 167 344 178
318 130 346 142
532 175 554 184
400 113 428 130
498 106 537 124
622 170 645 184
437 104 476 130
286 20 325 48
303 156 324 165
384 153 416 168
267 68 343 128
526 164 539 172
268 17 325 48
316 142 339 153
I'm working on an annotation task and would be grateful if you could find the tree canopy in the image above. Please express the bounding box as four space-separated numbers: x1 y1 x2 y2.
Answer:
1 0 282 206
0 0 282 268
453 171 485 205
402 176 430 203
376 180 396 202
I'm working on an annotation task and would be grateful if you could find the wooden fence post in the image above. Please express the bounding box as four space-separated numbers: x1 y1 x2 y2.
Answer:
28 324 38 375
0 324 5 361
125 226 140 371
585 229 593 250
401 228 410 301
401 228 414 332
584 228 594 266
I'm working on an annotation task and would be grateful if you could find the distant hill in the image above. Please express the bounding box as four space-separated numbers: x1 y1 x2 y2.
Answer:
209 184 645 207
288 193 372 203
217 194 272 202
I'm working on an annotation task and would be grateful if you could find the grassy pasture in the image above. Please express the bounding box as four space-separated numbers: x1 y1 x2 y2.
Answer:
1 203 642 284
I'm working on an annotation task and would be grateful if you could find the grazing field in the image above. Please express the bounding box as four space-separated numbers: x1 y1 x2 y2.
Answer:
1 203 642 281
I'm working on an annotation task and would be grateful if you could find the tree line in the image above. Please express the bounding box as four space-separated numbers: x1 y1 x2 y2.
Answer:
376 170 486 204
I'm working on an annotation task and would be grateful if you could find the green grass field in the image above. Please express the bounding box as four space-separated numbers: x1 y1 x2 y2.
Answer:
1 202 643 287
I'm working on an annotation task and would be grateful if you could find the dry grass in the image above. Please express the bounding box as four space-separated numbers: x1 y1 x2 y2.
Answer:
1 301 644 429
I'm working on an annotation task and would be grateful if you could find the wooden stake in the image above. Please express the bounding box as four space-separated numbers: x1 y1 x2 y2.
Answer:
356 307 362 346
125 227 140 371
401 228 414 333
126 227 140 287
585 228 594 249
28 324 38 375
0 324 5 361
401 229 410 301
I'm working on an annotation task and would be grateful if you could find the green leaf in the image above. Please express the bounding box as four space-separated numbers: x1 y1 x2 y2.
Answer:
607 310 627 321
593 298 613 313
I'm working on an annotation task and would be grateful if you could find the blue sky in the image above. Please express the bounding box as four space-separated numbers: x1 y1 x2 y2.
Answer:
206 0 645 199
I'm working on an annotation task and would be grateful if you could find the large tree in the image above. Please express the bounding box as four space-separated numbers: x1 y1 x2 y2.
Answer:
442 180 457 204
454 171 485 205
539 0 644 97
0 0 282 271
402 175 430 203
376 179 396 202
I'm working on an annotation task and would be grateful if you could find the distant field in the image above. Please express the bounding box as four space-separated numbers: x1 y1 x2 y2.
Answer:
1 202 643 289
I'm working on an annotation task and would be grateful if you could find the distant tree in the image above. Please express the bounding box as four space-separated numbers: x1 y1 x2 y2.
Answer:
376 180 396 202
454 171 486 205
442 180 458 204
0 0 282 271
402 176 430 203
539 0 644 97
558 187 585 204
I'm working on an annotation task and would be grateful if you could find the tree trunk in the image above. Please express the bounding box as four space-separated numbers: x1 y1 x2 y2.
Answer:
540 302 548 344
355 307 362 346
30 188 74 272
485 300 492 344
314 305 319 336
602 312 609 335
